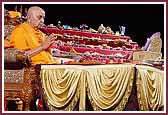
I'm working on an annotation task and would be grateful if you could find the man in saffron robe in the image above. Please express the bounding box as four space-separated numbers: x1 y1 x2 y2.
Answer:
10 6 58 64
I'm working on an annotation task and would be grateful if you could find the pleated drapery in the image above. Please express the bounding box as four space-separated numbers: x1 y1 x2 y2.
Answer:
136 65 164 111
40 64 164 111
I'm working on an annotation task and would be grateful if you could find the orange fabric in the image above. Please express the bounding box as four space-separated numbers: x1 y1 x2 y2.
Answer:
10 22 58 65
8 11 21 18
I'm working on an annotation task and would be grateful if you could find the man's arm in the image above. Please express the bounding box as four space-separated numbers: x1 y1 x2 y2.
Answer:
25 33 57 57
25 45 43 57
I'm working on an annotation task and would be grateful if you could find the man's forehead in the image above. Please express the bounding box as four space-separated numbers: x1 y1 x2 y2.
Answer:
34 10 45 16
36 8 45 13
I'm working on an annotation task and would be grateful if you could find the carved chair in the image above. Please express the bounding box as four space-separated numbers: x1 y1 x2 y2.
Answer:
4 12 39 111
133 32 162 61
4 48 40 111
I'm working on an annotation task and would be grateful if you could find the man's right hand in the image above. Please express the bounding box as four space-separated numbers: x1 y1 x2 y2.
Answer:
25 33 57 58
41 33 57 50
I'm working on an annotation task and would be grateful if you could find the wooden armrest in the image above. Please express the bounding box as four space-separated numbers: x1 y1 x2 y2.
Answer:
4 48 31 69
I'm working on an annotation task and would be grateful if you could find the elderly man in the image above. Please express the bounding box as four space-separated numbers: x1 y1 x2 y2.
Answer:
10 6 58 64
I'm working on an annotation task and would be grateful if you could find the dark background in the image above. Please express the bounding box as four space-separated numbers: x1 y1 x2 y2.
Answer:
4 4 164 55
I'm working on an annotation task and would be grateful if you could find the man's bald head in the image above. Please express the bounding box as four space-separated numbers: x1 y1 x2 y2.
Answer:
27 6 44 17
27 6 45 28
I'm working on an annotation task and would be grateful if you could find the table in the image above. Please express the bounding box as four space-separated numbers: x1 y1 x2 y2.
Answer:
38 64 164 111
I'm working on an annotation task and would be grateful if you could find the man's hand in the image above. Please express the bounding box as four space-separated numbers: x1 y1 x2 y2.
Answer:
25 33 57 58
41 33 57 50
